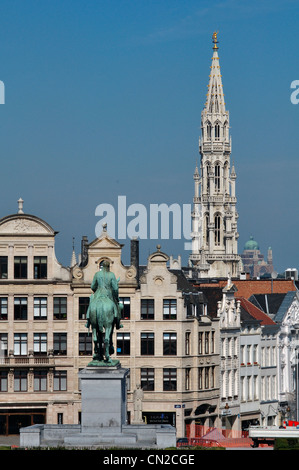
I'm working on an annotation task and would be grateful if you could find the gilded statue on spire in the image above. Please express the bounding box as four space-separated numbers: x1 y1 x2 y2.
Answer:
212 31 219 49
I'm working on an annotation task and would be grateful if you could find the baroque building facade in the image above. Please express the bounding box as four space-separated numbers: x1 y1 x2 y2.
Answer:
189 32 241 279
0 201 221 437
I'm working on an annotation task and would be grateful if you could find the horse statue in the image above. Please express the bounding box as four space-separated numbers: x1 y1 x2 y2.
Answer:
85 260 123 365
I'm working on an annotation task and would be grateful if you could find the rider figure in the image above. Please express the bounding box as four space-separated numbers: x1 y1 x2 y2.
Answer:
85 260 122 329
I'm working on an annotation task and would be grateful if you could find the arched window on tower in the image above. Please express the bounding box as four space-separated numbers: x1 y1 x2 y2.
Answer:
215 123 220 141
215 164 221 192
205 214 209 245
207 123 212 141
223 121 228 141
214 214 221 246
206 164 210 192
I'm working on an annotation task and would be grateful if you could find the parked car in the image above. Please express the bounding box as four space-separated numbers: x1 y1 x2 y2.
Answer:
176 438 189 447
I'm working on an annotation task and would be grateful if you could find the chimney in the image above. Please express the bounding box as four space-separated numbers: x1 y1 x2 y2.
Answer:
130 237 139 286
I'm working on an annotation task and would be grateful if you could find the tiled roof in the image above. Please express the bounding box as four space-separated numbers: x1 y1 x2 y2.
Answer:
236 297 276 326
192 279 296 299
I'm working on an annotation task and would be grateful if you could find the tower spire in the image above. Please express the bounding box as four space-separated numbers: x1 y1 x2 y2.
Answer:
205 31 226 115
189 33 241 279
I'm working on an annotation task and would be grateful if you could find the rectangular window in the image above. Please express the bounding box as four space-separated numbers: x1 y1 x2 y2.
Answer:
185 332 191 355
0 256 7 279
205 332 210 354
34 256 47 279
211 366 215 389
14 256 27 279
78 297 89 320
198 368 203 390
14 297 27 320
0 298 8 320
211 331 215 354
33 333 47 355
141 299 154 320
14 333 27 356
14 369 27 392
53 297 67 320
0 334 8 358
185 368 191 391
163 299 177 320
163 333 177 355
54 370 67 391
163 368 177 391
119 297 131 320
34 370 47 391
53 333 67 355
141 368 154 391
79 333 92 356
140 333 154 355
205 367 209 389
34 297 47 320
0 371 7 391
117 333 130 355
198 332 203 355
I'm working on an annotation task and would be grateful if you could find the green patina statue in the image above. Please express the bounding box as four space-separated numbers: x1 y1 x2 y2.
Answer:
85 260 123 366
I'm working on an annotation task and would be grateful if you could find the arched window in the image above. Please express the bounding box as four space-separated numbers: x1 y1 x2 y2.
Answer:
207 123 211 141
206 164 210 192
215 163 221 192
214 214 221 246
223 121 228 140
215 123 220 141
205 214 209 245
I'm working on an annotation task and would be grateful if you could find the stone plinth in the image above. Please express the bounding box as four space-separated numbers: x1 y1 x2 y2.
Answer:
79 364 128 434
20 363 176 448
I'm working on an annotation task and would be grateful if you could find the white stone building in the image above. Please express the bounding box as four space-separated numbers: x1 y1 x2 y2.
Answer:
217 279 241 433
189 32 241 279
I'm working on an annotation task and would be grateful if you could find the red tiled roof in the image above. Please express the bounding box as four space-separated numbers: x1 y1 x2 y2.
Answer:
194 279 296 299
237 296 276 326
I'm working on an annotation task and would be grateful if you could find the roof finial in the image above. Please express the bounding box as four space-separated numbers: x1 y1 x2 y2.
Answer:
70 237 77 268
212 31 219 50
18 198 24 214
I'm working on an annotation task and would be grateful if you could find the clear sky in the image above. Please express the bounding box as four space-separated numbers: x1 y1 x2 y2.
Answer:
0 0 298 272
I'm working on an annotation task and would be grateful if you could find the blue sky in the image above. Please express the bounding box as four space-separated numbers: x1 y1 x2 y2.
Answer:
0 0 298 272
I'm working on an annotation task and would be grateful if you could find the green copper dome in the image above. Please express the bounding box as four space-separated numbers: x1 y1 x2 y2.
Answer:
244 236 259 250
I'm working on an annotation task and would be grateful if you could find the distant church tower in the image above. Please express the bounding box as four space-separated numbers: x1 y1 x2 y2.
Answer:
189 32 241 278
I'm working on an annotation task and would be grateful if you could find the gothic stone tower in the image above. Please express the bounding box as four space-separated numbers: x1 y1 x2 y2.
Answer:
189 33 241 278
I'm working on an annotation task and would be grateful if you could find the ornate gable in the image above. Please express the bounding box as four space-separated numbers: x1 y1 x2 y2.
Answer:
0 214 55 236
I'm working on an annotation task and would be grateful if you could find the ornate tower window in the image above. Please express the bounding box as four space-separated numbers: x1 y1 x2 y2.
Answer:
205 214 209 245
215 123 220 141
207 123 211 141
206 163 210 192
214 214 221 246
215 164 221 192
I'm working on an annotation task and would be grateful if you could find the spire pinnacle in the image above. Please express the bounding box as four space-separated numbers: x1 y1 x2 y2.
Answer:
70 237 77 268
204 31 226 114
212 31 219 50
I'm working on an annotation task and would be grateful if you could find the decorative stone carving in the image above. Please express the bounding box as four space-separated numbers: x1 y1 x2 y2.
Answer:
72 266 84 280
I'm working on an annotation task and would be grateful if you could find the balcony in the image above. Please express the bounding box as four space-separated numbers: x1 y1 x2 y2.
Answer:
0 352 57 368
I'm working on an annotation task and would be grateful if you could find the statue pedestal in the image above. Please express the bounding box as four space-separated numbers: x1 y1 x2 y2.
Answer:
20 363 176 448
79 364 128 434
